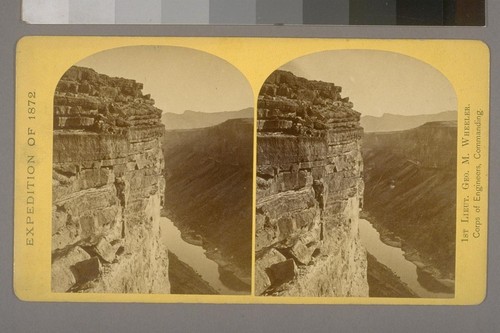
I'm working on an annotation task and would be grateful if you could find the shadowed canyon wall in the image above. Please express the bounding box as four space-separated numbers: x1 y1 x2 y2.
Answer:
51 66 169 293
255 70 368 296
162 119 253 289
362 121 457 287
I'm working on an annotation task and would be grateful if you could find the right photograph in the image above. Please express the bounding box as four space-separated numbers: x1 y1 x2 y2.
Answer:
255 50 457 298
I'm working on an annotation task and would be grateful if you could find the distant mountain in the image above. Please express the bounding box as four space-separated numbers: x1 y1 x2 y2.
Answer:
161 107 253 130
361 110 457 133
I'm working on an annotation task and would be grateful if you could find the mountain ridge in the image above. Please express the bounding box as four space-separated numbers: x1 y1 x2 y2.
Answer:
162 107 253 130
361 110 457 133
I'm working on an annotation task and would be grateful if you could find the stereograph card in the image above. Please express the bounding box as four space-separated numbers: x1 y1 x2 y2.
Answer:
14 37 489 304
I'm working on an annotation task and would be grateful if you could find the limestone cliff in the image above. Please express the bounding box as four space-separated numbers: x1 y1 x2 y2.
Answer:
255 70 368 296
51 66 169 293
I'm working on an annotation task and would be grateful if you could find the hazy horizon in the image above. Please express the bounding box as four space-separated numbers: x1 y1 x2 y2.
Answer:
280 50 457 117
165 108 456 117
75 47 456 118
164 106 253 115
76 46 253 115
362 110 456 118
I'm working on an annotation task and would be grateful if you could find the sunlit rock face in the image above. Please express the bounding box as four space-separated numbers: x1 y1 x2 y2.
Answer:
51 66 169 293
255 70 368 297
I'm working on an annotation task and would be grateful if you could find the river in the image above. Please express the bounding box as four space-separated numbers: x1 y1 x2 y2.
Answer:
160 216 246 295
358 218 453 298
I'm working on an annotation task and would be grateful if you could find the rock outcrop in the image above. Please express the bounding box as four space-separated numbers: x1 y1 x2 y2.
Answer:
255 70 368 296
51 66 169 293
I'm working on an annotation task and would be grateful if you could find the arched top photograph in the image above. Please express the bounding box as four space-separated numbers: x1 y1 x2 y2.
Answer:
51 45 254 295
255 49 457 298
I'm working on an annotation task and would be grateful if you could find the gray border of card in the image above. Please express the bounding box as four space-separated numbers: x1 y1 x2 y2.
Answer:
1 1 499 332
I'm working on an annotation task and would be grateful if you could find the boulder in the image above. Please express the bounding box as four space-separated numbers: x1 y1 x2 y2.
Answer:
267 259 298 286
255 248 286 295
72 257 102 284
51 246 91 292
288 239 315 265
93 237 117 263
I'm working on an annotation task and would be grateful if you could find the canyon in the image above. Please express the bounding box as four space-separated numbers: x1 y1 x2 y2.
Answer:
51 66 169 293
50 65 455 298
362 121 457 293
255 70 369 296
162 118 254 293
51 65 253 295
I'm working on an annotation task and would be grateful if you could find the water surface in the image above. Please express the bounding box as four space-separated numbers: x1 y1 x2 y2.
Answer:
359 218 453 298
161 216 245 295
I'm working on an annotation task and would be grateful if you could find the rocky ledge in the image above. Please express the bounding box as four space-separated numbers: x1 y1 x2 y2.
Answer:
255 70 368 296
51 66 169 293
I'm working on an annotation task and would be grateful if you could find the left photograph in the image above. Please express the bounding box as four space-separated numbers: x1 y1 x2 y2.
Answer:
51 46 254 294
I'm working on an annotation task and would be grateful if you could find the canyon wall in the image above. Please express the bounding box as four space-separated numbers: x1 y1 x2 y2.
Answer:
162 119 253 290
362 121 457 285
255 70 368 296
51 66 169 293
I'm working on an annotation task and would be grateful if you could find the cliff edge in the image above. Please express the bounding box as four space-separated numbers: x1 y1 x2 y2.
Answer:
51 66 169 293
255 70 368 296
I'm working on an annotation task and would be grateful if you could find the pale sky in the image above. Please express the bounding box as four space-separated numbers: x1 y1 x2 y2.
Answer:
77 46 253 114
280 50 457 117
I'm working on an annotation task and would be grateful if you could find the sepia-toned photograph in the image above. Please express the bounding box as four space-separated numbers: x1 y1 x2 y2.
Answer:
255 50 457 297
14 37 488 305
50 46 254 294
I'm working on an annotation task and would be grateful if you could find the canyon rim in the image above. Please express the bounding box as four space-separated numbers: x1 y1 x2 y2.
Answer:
50 46 254 294
255 50 457 298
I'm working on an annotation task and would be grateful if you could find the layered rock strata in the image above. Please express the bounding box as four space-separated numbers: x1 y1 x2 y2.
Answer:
255 70 368 296
51 66 169 293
